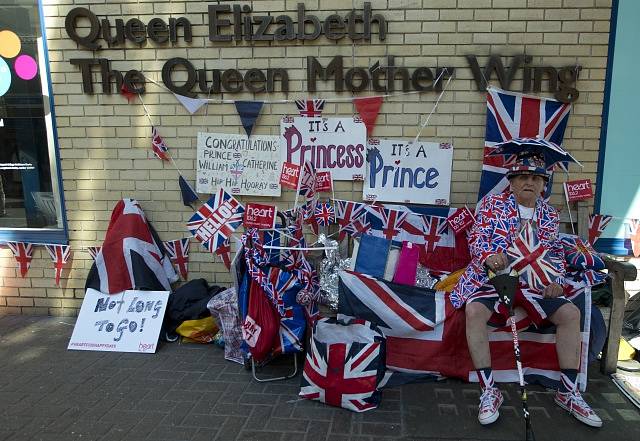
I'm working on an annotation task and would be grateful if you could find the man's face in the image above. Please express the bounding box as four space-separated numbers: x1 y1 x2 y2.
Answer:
509 174 546 206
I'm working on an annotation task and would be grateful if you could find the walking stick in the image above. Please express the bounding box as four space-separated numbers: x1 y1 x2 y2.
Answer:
487 268 536 441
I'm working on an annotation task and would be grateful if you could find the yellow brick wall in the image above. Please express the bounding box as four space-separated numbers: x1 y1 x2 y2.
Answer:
0 0 613 315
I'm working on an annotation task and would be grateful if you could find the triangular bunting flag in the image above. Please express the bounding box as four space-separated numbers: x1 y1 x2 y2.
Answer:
179 175 199 208
163 238 190 280
151 126 170 161
215 239 232 270
45 244 71 286
120 82 136 103
295 99 325 117
353 96 383 136
234 100 263 138
8 242 34 278
87 246 101 261
588 214 612 245
629 219 640 258
174 93 208 114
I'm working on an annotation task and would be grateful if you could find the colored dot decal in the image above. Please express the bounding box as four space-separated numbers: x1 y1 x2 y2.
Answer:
14 54 37 80
0 58 11 97
0 30 21 58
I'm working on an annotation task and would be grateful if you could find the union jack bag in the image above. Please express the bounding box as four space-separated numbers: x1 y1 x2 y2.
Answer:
300 317 386 412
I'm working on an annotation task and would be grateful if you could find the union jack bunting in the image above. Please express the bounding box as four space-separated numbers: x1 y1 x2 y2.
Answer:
297 160 317 203
295 99 325 117
45 244 71 286
628 219 640 258
301 201 319 235
335 199 368 241
588 214 612 245
507 222 562 292
215 239 232 270
87 246 101 261
300 317 385 412
151 126 170 161
7 242 34 278
420 215 445 253
314 201 335 226
338 270 591 392
187 188 245 254
163 238 190 280
365 207 409 242
478 87 571 200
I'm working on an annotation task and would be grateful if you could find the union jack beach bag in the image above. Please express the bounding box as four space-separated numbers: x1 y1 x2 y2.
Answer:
300 317 386 412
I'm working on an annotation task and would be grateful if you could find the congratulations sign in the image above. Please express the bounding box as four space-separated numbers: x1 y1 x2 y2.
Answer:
197 132 281 196
280 116 366 180
68 289 169 353
363 139 453 205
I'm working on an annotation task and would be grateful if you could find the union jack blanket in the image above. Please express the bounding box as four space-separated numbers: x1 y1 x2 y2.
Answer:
338 270 592 392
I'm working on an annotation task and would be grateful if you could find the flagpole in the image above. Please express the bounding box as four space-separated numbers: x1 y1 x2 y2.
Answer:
562 182 577 235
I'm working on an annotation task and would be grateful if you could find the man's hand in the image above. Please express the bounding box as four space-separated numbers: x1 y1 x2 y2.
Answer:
484 253 509 272
543 282 563 298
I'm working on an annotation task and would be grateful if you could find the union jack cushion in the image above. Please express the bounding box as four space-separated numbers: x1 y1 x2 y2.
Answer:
300 317 386 412
559 234 605 271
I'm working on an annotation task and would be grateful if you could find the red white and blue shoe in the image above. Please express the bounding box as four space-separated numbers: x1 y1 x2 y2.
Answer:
478 387 504 425
554 390 603 428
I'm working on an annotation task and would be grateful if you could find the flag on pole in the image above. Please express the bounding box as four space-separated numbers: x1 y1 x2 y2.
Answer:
45 244 71 286
151 126 170 161
87 246 101 261
588 214 612 245
163 238 190 280
178 175 199 208
7 242 34 278
353 96 383 136
295 99 325 117
314 201 335 226
234 100 264 138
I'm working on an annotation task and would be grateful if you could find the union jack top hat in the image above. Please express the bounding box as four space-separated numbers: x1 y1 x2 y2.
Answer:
506 151 550 181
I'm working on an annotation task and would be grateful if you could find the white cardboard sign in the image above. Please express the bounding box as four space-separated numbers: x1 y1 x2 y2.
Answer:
363 139 453 205
280 116 367 180
68 289 169 353
197 132 282 196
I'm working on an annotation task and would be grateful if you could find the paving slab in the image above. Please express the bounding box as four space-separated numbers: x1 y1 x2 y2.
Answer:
0 315 638 441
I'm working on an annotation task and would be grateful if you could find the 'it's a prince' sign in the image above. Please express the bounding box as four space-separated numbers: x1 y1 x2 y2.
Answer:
363 139 453 205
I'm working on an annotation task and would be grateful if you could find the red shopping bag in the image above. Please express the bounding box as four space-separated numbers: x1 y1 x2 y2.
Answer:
243 282 280 362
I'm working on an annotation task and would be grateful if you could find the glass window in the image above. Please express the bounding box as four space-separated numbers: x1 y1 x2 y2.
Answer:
0 0 66 243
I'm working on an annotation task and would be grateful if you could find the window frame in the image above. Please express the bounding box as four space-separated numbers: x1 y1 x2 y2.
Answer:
0 0 68 245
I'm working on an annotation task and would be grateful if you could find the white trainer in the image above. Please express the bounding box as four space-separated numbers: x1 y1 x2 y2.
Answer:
478 387 504 425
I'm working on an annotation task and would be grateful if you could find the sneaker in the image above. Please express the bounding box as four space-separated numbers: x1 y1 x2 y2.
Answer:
478 387 504 425
554 390 603 428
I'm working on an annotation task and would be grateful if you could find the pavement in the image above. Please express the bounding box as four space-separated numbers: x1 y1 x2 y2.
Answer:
1 314 639 441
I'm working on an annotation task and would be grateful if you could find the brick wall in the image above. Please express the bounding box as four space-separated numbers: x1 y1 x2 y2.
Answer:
0 0 613 315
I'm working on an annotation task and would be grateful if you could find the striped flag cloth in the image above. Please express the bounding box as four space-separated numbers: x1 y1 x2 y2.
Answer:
45 244 71 286
588 214 612 245
87 246 101 261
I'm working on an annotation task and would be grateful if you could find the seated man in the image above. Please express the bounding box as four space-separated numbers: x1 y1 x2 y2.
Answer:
450 152 602 428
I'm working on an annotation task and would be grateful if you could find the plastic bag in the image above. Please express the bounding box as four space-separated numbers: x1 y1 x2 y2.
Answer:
175 316 218 343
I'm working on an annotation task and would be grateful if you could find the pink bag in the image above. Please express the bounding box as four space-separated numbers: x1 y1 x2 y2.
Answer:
393 241 419 285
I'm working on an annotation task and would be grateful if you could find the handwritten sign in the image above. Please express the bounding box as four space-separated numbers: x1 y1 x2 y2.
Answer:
68 289 169 353
564 179 593 202
244 203 277 229
363 139 453 205
197 132 281 196
447 206 475 234
280 116 366 180
279 161 300 189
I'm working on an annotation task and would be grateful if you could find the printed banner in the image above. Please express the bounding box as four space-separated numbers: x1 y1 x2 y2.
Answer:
68 289 169 353
279 161 300 189
447 206 474 234
564 179 593 202
244 203 277 229
196 132 281 196
363 139 453 205
280 116 367 180
315 171 333 192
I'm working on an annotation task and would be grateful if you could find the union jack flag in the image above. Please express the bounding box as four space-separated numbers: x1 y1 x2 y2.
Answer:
7 242 34 278
420 215 445 253
295 99 325 117
366 207 409 242
45 244 71 286
588 213 612 245
314 202 335 226
87 246 101 261
628 219 640 258
559 234 605 271
507 222 562 292
151 126 170 161
300 317 385 412
163 238 190 280
187 188 245 254
297 160 317 202
478 87 571 200
301 201 319 235
335 199 368 241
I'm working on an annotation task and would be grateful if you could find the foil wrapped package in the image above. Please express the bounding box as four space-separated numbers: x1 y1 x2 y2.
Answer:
317 234 350 311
